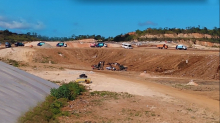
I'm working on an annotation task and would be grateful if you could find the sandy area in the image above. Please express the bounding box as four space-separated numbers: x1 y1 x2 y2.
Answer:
27 69 172 99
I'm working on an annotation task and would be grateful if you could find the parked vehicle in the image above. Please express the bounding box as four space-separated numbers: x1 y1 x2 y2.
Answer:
122 43 133 49
90 42 107 48
157 44 168 49
14 42 24 47
37 42 45 46
90 43 96 47
56 42 67 47
96 42 107 47
176 44 187 50
5 42 11 48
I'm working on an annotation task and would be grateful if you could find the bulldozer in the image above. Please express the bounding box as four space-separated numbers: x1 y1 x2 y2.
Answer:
91 61 105 70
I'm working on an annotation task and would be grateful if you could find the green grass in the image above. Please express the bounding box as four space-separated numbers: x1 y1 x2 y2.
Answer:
18 82 85 123
90 91 133 100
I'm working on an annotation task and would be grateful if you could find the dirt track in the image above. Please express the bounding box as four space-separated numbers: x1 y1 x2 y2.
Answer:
0 44 219 122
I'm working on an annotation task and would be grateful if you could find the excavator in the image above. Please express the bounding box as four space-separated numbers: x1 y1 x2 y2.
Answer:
91 61 105 70
106 62 127 71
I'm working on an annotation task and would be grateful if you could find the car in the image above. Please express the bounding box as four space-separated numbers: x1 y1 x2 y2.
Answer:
176 44 187 50
5 42 11 48
37 42 45 46
96 43 107 47
15 42 24 47
79 74 87 78
122 43 133 49
56 42 67 47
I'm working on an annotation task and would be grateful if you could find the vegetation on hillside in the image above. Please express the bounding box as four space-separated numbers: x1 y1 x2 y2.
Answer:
0 26 219 43
18 82 85 123
113 26 220 43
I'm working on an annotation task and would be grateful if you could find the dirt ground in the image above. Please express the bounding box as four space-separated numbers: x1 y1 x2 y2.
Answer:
0 43 219 123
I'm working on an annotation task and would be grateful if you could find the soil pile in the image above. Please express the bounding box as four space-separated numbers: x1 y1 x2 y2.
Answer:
41 43 52 48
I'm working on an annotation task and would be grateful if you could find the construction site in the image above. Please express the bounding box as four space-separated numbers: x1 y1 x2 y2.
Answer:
0 40 219 123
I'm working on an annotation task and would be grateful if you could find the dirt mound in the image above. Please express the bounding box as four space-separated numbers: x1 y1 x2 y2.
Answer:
66 42 90 48
0 47 34 62
41 43 52 48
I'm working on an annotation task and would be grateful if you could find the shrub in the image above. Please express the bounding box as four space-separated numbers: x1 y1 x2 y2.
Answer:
50 82 85 100
18 82 85 123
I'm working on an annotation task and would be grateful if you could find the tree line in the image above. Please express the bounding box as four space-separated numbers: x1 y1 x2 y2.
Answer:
0 26 219 44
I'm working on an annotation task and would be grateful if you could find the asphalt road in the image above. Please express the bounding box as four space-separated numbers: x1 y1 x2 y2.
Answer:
0 61 59 123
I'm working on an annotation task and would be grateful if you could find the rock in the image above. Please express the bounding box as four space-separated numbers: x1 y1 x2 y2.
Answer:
186 80 198 86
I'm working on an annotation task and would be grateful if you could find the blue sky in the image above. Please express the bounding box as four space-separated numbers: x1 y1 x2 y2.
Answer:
0 0 219 38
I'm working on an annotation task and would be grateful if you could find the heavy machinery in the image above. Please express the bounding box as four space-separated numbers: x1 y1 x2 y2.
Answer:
106 62 127 71
91 61 105 70
157 44 168 49
75 74 91 84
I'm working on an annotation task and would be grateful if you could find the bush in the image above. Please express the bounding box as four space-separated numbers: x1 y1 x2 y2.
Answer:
50 82 85 100
18 82 85 123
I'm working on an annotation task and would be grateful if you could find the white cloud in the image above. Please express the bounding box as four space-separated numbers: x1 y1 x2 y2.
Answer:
0 16 45 30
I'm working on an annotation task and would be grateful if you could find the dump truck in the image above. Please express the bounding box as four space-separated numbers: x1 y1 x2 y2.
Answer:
157 44 168 49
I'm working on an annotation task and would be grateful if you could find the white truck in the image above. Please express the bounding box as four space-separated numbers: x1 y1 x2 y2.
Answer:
121 43 133 49
176 44 187 50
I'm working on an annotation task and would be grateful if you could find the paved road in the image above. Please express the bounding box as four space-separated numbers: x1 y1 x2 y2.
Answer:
0 61 59 123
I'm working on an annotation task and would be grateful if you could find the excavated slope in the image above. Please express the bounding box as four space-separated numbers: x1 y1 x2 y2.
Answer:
33 48 219 80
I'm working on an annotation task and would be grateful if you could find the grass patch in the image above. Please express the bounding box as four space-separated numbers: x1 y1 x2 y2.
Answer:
90 91 133 100
0 58 24 67
18 82 85 123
